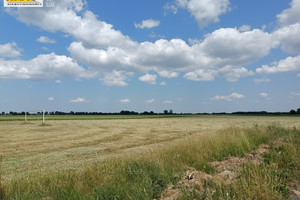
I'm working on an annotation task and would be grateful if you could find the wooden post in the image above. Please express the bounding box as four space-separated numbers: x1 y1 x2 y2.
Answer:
42 109 45 125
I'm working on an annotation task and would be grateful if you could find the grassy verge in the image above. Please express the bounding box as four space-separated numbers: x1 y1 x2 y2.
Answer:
178 126 300 200
2 125 299 199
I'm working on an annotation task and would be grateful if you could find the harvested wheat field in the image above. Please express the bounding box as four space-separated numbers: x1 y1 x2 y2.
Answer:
0 115 299 199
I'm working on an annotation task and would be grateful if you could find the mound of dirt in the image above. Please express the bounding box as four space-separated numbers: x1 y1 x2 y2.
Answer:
158 140 299 200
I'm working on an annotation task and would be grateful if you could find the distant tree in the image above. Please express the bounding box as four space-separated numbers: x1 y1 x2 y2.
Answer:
169 109 173 114
9 111 18 115
120 110 127 115
120 110 138 115
290 109 296 114
297 108 300 114
163 110 168 114
149 111 154 115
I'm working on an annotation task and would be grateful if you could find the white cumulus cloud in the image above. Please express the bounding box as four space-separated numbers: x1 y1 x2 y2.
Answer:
157 70 179 78
135 19 160 29
100 70 130 87
211 93 245 101
273 23 300 54
277 0 300 27
164 2 178 15
70 97 86 103
139 73 157 84
256 55 300 74
0 42 21 58
291 92 300 96
175 0 231 29
6 1 134 49
145 99 155 103
259 93 268 98
254 77 270 84
160 81 167 86
5 0 299 86
48 97 55 101
184 69 215 81
217 66 254 82
239 25 251 32
120 98 130 103
0 53 87 80
163 100 173 104
200 28 278 64
36 36 56 43
273 0 300 54
68 27 272 84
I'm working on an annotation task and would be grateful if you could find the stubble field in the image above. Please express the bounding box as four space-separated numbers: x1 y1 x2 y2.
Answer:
0 115 299 199
1 115 299 179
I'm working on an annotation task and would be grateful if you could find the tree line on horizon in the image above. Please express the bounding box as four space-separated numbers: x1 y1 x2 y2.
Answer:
0 108 299 116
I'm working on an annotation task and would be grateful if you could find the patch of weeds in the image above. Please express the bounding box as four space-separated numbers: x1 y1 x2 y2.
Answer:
177 188 201 200
267 124 290 137
199 179 234 200
195 164 290 200
94 160 170 200
232 164 290 200
192 162 215 174
272 168 291 196
263 150 277 165
264 143 299 170
124 160 169 199
94 184 125 200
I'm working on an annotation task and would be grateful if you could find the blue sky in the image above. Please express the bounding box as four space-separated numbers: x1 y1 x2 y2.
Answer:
0 0 299 113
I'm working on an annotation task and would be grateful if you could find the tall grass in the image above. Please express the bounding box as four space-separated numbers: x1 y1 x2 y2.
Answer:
186 164 291 200
157 125 270 173
179 164 292 200
2 125 299 199
179 126 300 200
